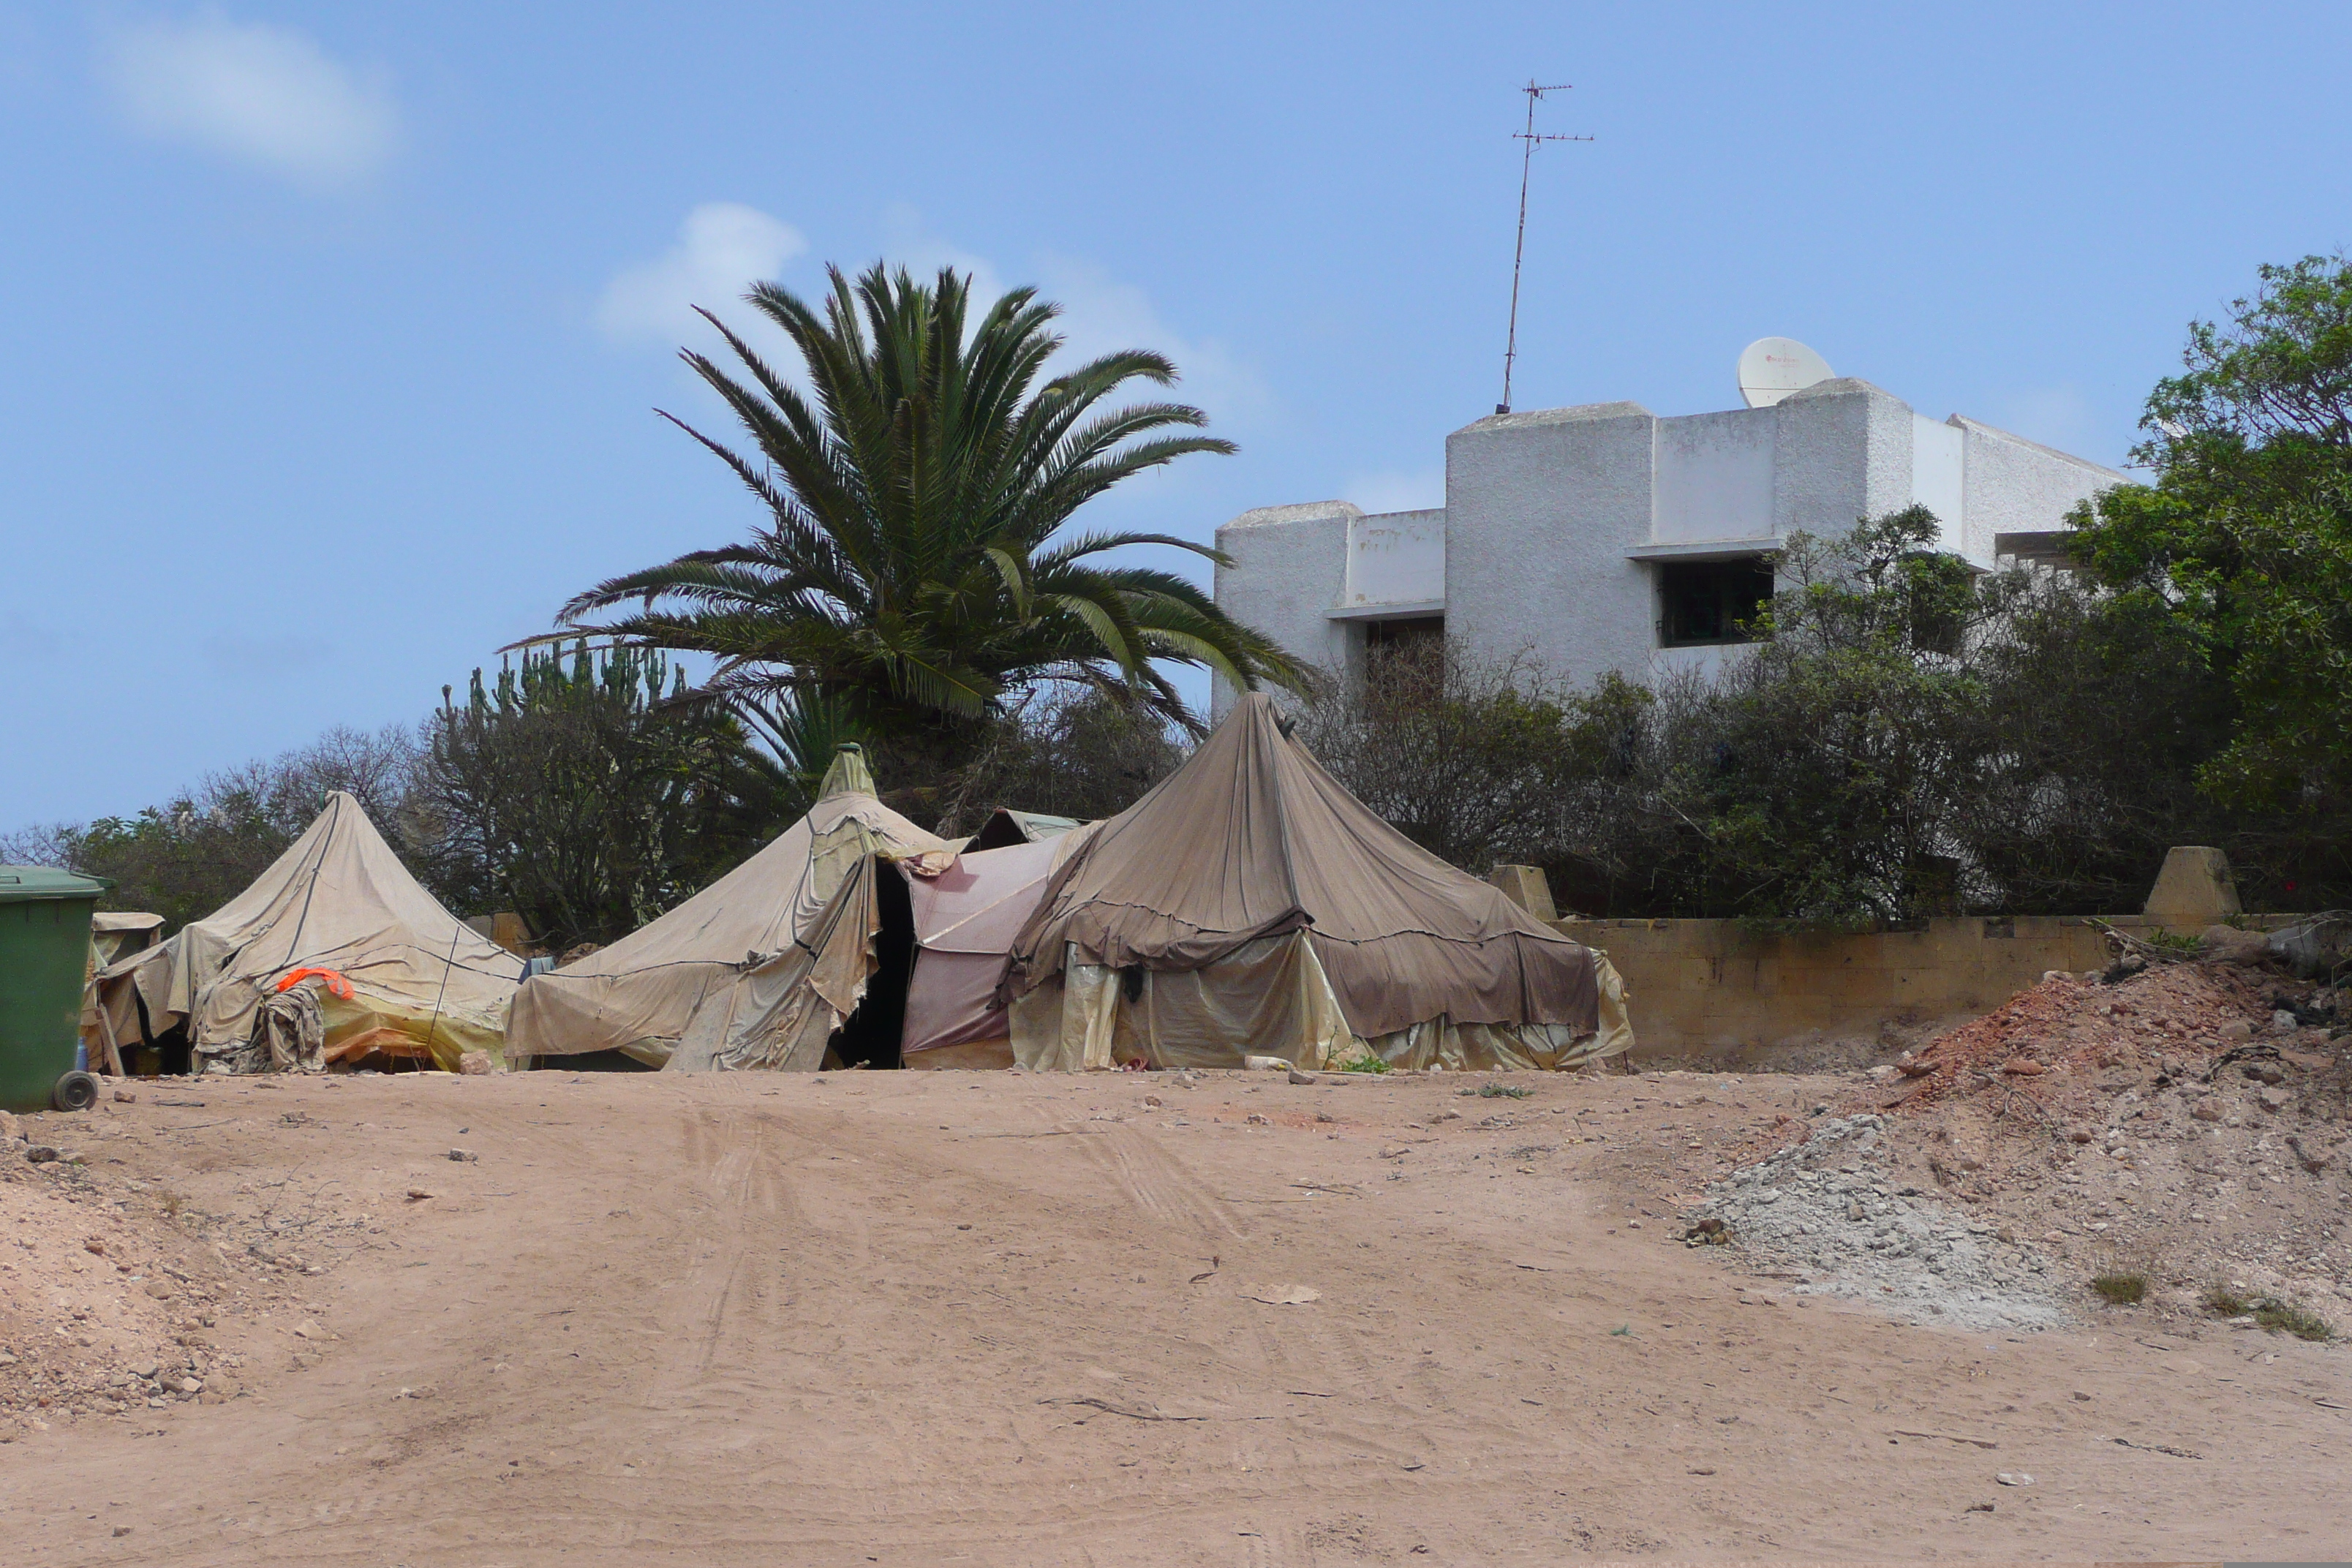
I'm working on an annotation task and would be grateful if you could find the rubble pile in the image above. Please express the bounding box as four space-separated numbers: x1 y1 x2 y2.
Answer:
1692 1112 2069 1330
1692 958 2352 1330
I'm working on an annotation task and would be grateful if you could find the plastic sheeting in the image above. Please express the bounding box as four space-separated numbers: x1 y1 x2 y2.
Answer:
1009 932 1635 1072
83 794 523 1072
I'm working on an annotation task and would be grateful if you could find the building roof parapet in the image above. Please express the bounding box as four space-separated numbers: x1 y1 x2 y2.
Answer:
1776 375 1901 404
1218 499 1362 534
1451 399 1654 438
1945 414 2130 480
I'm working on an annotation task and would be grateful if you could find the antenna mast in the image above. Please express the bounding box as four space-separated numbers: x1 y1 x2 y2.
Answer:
1498 80 1591 415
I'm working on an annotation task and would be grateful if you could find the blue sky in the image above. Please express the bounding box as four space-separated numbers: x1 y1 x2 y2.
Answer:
4 1 2348 831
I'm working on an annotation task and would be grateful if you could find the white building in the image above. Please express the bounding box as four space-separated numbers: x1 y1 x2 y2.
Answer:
1212 374 2125 708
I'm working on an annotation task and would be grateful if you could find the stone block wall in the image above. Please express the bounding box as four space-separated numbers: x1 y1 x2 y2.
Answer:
1552 913 2294 1070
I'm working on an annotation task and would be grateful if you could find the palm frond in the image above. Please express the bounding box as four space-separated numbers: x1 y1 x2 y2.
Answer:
538 259 1297 741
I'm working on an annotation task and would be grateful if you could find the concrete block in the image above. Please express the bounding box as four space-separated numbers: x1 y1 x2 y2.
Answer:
1488 864 1556 922
2144 846 2241 924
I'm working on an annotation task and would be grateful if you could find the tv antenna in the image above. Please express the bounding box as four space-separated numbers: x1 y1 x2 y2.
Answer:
1497 80 1591 415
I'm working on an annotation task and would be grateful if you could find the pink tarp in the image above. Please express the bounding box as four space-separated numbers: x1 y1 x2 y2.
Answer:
900 835 1069 1059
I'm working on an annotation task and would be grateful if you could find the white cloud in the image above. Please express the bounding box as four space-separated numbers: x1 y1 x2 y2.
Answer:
1343 467 1445 514
597 203 808 344
1033 254 1268 429
882 207 1269 429
102 12 398 187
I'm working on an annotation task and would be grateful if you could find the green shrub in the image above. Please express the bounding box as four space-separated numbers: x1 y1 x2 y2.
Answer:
2090 1272 2149 1305
2254 1298 2335 1341
2204 1283 2334 1341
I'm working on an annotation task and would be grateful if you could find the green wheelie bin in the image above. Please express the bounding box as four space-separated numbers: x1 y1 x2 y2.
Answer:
0 865 107 1114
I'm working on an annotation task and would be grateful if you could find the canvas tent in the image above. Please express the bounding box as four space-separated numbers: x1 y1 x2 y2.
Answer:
899 826 1096 1069
84 794 525 1074
1000 693 1631 1072
506 747 951 1068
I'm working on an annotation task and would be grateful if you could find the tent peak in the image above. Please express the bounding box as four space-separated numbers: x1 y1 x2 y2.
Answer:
817 745 877 800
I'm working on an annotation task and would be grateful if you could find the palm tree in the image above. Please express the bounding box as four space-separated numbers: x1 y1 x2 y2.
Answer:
555 263 1307 764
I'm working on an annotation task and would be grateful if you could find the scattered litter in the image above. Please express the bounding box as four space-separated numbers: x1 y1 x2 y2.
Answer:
2112 1436 2204 1459
1892 1428 1997 1450
1243 1285 1321 1305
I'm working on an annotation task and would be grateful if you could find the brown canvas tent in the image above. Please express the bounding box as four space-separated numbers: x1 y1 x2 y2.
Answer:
1000 693 1630 1071
899 827 1096 1069
506 747 951 1068
84 794 525 1074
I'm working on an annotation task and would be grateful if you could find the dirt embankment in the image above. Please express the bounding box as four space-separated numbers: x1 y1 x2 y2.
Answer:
1692 960 2351 1335
0 1059 2345 1564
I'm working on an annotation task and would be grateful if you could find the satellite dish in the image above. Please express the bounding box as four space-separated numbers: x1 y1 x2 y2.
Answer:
1737 338 1834 408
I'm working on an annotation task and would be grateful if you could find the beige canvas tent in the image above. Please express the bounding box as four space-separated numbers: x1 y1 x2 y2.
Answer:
84 794 525 1074
506 747 951 1068
1000 693 1630 1072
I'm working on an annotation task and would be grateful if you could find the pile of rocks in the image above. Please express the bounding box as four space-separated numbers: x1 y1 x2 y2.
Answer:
1688 1114 2070 1330
1694 959 2352 1331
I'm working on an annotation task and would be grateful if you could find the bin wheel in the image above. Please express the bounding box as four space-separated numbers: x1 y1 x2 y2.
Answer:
51 1071 99 1112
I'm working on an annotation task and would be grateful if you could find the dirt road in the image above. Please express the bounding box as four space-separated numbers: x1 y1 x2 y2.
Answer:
3 1067 2345 1564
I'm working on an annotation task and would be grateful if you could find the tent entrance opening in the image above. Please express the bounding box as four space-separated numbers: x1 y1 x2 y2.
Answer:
832 862 916 1070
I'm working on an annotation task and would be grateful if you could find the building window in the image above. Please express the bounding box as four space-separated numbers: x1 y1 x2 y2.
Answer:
1363 614 1445 652
1656 559 1772 648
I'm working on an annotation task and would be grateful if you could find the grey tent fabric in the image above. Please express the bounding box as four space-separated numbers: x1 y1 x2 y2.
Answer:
83 794 524 1072
246 984 326 1075
1001 694 1610 1071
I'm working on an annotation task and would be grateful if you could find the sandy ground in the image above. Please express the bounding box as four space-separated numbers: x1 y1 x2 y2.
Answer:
3 1065 2347 1565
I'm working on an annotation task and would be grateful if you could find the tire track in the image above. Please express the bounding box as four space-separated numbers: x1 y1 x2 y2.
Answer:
1083 1123 1246 1243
